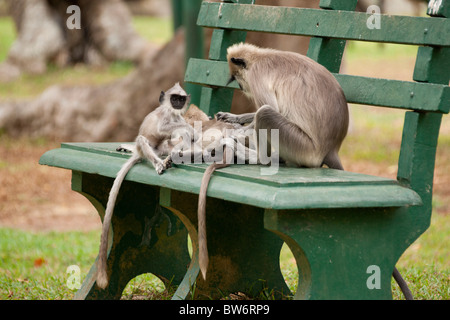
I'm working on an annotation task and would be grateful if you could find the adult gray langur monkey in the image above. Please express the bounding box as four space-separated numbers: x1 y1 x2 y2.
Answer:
217 42 349 170
218 43 414 299
96 82 193 289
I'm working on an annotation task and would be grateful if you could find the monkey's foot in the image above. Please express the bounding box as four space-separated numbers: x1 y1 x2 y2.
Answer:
116 144 135 153
162 155 173 170
155 162 165 175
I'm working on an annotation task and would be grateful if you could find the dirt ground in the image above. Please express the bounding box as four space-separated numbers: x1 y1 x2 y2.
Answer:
0 139 102 232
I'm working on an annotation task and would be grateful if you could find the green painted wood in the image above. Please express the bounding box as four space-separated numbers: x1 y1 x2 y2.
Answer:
264 206 412 299
71 172 191 299
185 58 450 113
427 0 449 17
195 23 247 116
167 191 289 299
171 0 183 30
397 112 443 235
335 73 449 113
396 7 448 244
194 2 251 115
184 0 204 63
197 30 245 115
306 0 357 73
307 37 348 73
70 172 292 300
207 29 248 61
197 2 450 46
199 86 235 116
413 46 450 84
319 0 358 10
39 143 422 210
183 0 204 106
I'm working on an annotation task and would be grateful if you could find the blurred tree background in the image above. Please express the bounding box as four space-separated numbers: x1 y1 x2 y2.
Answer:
0 0 318 141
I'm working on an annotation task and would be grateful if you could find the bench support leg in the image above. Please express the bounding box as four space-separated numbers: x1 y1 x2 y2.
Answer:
71 172 191 300
265 208 408 300
168 191 291 299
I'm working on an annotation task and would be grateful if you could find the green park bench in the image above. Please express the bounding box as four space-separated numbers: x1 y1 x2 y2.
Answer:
39 0 449 299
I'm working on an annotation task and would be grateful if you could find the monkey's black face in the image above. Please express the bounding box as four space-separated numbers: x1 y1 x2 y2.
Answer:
227 57 247 90
170 94 187 110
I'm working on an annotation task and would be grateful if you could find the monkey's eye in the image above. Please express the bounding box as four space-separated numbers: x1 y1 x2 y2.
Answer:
230 57 247 69
170 94 187 109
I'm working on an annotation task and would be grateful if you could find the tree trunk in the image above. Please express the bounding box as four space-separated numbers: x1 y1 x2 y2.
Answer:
0 0 156 82
0 29 185 142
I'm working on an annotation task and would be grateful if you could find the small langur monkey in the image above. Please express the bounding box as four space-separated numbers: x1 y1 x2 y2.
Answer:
218 42 349 170
97 97 252 288
96 82 193 289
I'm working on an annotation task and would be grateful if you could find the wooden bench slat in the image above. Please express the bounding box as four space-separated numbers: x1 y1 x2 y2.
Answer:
185 58 450 113
39 143 422 210
198 2 450 47
335 74 450 113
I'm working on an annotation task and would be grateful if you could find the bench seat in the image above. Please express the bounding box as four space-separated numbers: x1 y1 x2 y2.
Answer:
40 142 421 210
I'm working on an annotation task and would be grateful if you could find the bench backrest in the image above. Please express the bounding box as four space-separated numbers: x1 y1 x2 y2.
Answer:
184 0 449 230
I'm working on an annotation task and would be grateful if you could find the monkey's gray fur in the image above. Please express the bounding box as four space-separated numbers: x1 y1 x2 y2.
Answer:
96 96 253 288
171 105 253 281
96 82 192 289
219 43 414 300
218 42 349 170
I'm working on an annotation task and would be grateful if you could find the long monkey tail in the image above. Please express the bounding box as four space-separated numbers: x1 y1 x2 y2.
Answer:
96 153 141 289
198 151 230 281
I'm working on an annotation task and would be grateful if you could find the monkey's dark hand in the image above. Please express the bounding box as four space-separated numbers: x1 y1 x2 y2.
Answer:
154 156 173 175
162 155 173 170
215 112 239 123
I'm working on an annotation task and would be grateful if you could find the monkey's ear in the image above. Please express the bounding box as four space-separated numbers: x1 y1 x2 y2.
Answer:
230 57 247 69
159 91 165 103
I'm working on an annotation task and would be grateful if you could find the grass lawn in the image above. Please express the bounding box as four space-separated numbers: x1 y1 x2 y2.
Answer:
1 214 448 300
0 15 448 300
